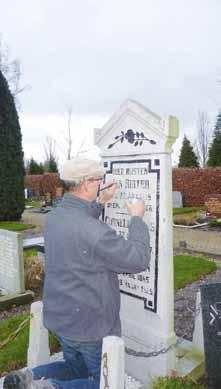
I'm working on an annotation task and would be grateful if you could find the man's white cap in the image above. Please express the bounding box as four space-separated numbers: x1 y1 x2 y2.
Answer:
60 157 105 181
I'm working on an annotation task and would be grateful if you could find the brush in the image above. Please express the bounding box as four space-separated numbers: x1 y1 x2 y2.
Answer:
99 183 115 191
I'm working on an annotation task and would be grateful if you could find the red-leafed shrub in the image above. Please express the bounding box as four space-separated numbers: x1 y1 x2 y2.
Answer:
173 168 221 206
25 173 61 198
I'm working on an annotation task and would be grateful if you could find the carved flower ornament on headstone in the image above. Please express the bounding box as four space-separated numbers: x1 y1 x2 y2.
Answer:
108 129 156 149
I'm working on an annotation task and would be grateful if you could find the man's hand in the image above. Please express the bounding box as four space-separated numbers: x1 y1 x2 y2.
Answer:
98 181 117 204
125 199 145 217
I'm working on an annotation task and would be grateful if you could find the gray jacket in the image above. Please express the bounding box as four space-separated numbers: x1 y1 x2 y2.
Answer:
43 193 150 341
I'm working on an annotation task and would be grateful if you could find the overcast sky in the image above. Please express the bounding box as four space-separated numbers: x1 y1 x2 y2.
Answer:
0 0 221 166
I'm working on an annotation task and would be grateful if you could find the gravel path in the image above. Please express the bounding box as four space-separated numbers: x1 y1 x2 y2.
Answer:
175 268 221 340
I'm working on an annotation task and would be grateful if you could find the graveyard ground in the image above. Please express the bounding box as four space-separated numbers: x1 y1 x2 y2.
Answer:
1 207 220 388
0 251 219 383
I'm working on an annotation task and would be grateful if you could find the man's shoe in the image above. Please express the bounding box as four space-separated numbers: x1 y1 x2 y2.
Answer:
3 368 33 388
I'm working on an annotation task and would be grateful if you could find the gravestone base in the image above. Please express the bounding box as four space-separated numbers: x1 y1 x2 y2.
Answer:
0 290 34 310
125 336 205 387
175 339 205 382
124 332 176 384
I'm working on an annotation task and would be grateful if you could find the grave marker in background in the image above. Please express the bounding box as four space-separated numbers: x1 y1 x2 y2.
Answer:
0 229 33 309
173 191 183 208
95 99 179 383
0 229 24 295
201 282 221 389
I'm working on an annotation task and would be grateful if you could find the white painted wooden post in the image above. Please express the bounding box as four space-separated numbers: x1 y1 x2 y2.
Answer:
28 301 50 368
192 291 204 353
99 336 125 389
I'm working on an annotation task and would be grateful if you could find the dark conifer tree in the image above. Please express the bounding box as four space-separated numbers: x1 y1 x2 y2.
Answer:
28 157 44 174
44 157 58 173
0 70 25 221
207 112 221 167
178 135 199 168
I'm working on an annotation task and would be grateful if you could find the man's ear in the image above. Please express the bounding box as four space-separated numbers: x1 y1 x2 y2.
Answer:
82 180 89 193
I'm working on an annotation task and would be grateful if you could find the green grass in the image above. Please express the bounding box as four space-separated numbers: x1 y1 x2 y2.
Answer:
0 314 60 376
178 212 199 220
173 207 203 216
23 248 38 266
25 200 42 208
174 255 216 290
0 221 35 232
153 377 205 389
209 219 221 227
0 314 29 375
23 248 38 259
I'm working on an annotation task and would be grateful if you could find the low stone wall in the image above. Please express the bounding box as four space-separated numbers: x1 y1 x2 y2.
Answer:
205 194 221 217
173 227 221 257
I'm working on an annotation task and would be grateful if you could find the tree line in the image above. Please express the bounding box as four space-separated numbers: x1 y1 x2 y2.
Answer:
178 112 221 168
25 156 58 174
25 136 58 175
1 35 221 224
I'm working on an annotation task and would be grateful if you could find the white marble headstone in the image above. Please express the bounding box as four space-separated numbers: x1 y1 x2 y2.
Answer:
0 229 25 295
173 191 183 208
94 99 179 384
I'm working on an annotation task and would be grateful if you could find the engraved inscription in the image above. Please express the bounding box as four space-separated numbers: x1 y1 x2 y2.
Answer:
0 230 23 294
104 159 160 312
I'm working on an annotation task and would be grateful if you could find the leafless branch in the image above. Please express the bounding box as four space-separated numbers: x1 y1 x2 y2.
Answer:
0 34 29 108
195 110 212 167
66 107 72 160
44 136 58 162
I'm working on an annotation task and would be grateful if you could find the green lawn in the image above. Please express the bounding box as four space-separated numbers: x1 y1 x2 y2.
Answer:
0 314 60 376
174 255 216 290
209 219 221 227
25 200 42 208
153 377 205 389
23 248 38 259
0 221 35 231
173 207 204 225
173 207 203 216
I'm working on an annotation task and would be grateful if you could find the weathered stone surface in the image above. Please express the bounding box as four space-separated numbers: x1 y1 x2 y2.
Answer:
173 191 183 208
0 229 24 295
0 290 34 310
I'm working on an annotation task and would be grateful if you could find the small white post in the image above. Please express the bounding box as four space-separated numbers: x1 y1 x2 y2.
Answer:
192 291 204 353
99 336 125 389
27 301 50 368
